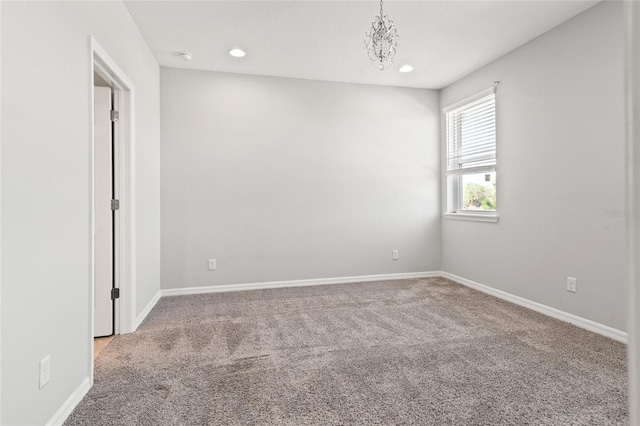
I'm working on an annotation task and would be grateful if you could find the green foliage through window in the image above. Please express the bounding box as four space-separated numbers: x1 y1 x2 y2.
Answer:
464 182 496 211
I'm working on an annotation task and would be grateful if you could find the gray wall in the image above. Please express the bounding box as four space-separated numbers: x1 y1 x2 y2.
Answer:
440 1 626 331
161 68 440 290
1 2 161 424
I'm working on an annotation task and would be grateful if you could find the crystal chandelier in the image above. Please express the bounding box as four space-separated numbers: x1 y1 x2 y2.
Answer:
364 0 399 71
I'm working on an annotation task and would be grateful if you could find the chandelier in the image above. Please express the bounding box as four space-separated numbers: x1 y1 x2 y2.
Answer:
364 0 399 71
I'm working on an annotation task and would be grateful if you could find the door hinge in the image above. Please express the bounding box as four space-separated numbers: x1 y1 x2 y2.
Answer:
110 110 119 122
111 199 120 211
111 288 120 300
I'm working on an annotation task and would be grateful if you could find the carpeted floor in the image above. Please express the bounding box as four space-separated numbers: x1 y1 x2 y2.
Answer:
66 277 628 425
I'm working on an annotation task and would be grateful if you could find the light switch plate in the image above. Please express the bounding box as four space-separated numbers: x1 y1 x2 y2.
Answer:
40 356 50 389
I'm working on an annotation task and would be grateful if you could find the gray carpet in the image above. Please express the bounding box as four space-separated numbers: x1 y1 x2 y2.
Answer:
66 278 628 425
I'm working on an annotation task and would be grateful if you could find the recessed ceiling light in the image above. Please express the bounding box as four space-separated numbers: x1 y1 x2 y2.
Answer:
399 65 413 73
228 48 246 58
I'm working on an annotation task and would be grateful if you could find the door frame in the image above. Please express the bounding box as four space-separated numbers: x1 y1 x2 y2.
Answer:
89 37 137 383
627 1 640 422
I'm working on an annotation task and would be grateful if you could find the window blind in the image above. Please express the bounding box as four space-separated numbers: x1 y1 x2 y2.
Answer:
445 93 496 174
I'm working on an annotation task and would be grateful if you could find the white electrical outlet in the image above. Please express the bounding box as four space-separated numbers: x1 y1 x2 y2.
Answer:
567 277 577 293
40 356 51 389
208 259 216 271
392 250 399 260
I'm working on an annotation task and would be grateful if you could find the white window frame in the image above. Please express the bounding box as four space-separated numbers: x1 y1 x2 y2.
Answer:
443 87 498 223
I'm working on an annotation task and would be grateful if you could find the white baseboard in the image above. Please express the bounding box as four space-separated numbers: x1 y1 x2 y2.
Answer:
134 290 161 330
441 272 628 343
161 271 440 297
46 377 90 426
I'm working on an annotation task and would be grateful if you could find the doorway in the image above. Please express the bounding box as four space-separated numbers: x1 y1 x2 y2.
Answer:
93 82 116 340
90 37 137 384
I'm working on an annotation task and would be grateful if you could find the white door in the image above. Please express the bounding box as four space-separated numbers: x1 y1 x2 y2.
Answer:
94 87 114 337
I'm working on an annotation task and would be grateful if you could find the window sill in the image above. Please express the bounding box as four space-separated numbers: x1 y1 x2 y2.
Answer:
443 212 499 223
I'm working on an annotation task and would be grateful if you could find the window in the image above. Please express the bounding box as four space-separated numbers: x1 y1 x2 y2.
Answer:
444 88 498 222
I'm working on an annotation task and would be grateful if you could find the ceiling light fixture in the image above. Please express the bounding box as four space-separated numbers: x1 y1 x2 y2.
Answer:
228 48 246 58
399 65 413 73
178 52 193 61
364 0 399 71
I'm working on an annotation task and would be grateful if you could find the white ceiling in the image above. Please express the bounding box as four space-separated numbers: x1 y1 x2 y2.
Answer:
124 1 599 89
